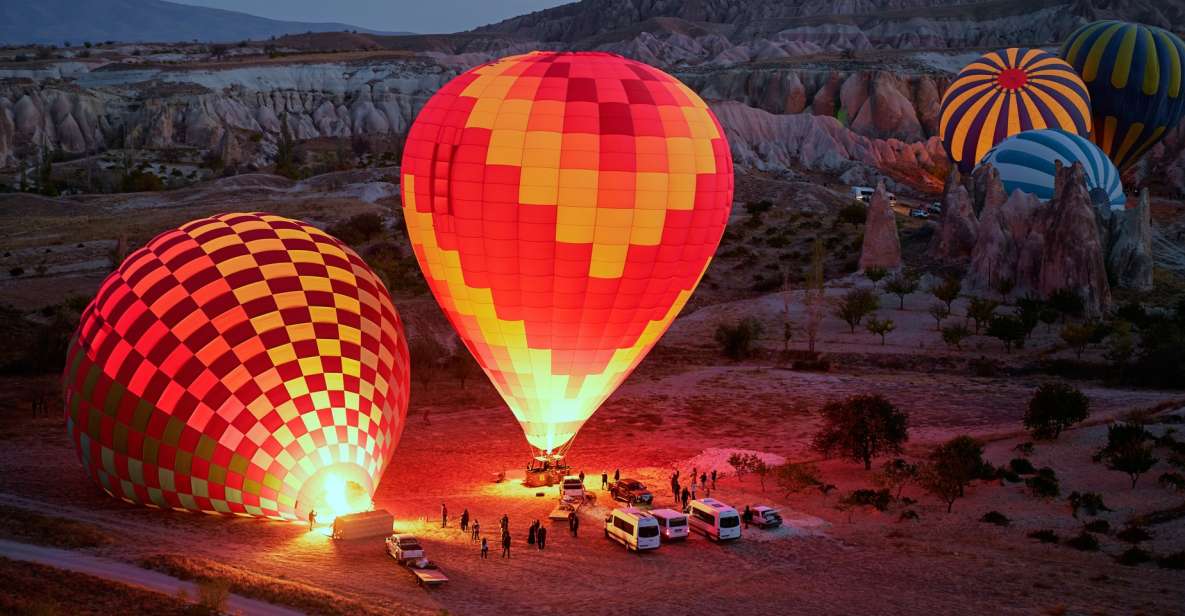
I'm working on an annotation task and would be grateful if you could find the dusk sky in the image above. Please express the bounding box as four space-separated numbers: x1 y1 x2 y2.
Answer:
172 0 571 34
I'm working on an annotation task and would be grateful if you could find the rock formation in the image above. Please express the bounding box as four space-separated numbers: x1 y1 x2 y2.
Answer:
1107 188 1154 291
928 168 979 264
859 181 902 271
965 182 1041 296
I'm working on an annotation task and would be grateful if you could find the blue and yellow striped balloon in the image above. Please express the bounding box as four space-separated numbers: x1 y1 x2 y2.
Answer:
940 48 1092 173
980 129 1126 211
1061 20 1185 171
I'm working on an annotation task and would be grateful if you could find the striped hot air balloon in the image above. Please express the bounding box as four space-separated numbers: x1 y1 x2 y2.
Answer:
980 129 1126 211
1061 20 1185 171
940 48 1092 173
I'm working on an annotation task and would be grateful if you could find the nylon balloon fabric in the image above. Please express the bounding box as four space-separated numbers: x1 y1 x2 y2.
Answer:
400 51 733 456
980 129 1125 210
1061 20 1185 171
940 48 1092 173
63 213 410 520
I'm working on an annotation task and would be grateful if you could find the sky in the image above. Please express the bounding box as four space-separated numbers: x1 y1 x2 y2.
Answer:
172 0 572 34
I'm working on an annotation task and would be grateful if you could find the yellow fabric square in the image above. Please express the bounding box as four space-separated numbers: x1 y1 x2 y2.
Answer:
589 244 628 279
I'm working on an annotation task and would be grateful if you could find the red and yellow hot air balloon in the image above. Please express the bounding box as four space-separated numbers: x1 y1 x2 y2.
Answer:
401 51 733 460
63 213 410 521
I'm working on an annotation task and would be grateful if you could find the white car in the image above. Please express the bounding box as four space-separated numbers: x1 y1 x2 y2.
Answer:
749 505 783 529
385 533 424 562
909 208 930 219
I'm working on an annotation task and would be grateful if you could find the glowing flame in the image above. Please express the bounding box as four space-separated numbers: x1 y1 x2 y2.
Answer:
298 464 373 524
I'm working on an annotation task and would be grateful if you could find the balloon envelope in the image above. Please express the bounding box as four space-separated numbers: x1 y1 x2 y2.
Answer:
1060 20 1185 171
940 48 1092 173
63 213 410 520
400 51 733 456
980 129 1126 210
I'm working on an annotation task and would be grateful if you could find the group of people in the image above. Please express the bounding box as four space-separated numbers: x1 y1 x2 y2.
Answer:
670 467 717 509
439 503 567 559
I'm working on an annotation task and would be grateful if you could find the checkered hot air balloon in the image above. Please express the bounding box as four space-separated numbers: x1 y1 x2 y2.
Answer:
980 129 1126 211
400 51 733 458
63 213 409 521
940 48 1092 173
1061 20 1185 171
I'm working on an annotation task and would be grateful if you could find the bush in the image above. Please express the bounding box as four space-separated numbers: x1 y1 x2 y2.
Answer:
1068 491 1111 518
980 510 1010 526
921 436 985 512
898 509 919 522
1024 382 1090 440
1157 551 1185 569
1083 519 1110 534
1117 547 1153 566
326 212 384 246
1009 458 1036 475
842 488 892 512
714 318 764 360
1025 467 1060 498
1065 531 1099 551
1099 423 1158 488
812 394 909 470
8 267 23 277
1028 529 1059 544
833 287 879 333
1157 471 1185 492
996 468 1021 483
837 202 866 225
1116 526 1152 544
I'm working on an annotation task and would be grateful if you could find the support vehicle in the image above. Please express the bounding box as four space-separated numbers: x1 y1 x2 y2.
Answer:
385 533 424 562
648 508 689 540
749 505 783 529
688 498 742 541
609 478 653 505
604 507 661 552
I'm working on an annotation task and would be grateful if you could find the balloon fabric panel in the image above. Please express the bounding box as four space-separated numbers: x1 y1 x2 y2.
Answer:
980 129 1125 210
401 52 733 454
940 48 1092 173
63 213 410 520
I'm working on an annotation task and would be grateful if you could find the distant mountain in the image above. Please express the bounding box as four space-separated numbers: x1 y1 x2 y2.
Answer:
0 0 409 45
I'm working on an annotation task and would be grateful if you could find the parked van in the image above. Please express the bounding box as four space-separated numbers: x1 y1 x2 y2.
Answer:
850 186 875 203
648 508 689 541
687 498 742 541
604 507 661 552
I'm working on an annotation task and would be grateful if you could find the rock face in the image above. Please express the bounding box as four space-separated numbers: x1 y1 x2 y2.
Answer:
929 168 979 264
965 162 1112 315
1107 188 1154 291
859 181 902 271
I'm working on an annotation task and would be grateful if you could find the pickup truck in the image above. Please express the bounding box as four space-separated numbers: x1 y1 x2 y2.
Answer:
385 533 424 562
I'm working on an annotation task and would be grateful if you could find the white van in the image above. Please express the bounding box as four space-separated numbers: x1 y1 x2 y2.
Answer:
850 186 875 203
560 475 585 500
688 498 742 541
648 508 689 541
604 507 660 552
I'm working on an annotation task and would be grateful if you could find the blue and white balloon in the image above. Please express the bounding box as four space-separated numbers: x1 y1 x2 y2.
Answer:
979 128 1126 211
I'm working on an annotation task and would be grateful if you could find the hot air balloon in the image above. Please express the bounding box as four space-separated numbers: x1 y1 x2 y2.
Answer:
1060 20 1185 171
940 48 1092 173
63 213 410 521
400 51 733 463
980 129 1126 210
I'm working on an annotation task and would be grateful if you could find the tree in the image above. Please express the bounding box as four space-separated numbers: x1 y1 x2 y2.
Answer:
994 277 1016 304
966 297 999 335
928 435 985 498
928 302 950 331
873 458 918 499
408 336 446 422
1100 423 1158 488
931 276 962 311
812 394 909 470
865 316 895 345
884 272 918 310
753 458 772 491
919 461 964 513
834 288 879 333
1105 321 1135 367
275 112 298 179
728 452 759 481
941 323 970 350
1024 382 1089 439
715 317 764 359
1060 322 1095 359
775 462 822 497
987 314 1026 353
864 266 888 286
1049 288 1085 322
445 351 482 390
802 239 826 353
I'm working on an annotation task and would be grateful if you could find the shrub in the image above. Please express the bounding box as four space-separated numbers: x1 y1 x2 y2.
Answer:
1024 382 1090 440
941 323 971 349
1009 458 1037 474
873 458 919 499
1157 551 1185 569
837 201 866 225
1116 526 1152 544
1068 491 1111 518
774 462 822 497
1083 519 1110 534
865 316 895 345
987 314 1027 353
980 510 1010 526
930 276 961 311
1025 467 1060 498
967 297 999 334
8 267 23 277
714 318 764 360
812 394 909 470
1013 442 1035 457
326 212 385 246
1117 547 1153 566
864 266 888 284
1065 531 1099 551
921 437 985 513
834 288 879 333
884 273 918 309
1028 529 1059 544
898 509 919 522
1099 423 1158 488
996 468 1021 483
1157 472 1185 492
841 488 892 512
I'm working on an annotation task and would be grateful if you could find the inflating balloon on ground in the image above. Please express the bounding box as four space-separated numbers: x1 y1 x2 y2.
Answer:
979 128 1125 210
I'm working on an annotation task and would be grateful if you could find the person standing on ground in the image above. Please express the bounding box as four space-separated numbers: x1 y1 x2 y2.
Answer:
700 472 707 491
461 508 470 532
441 503 448 528
308 509 317 532
690 480 697 501
569 512 580 537
743 505 752 529
601 470 608 490
481 536 489 559
501 531 511 558
501 513 509 533
472 520 480 543
681 486 690 509
537 525 547 550
614 468 620 483
528 520 537 545
711 469 717 490
579 470 585 485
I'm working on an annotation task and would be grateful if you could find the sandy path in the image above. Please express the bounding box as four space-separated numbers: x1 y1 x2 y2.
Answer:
0 538 304 616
